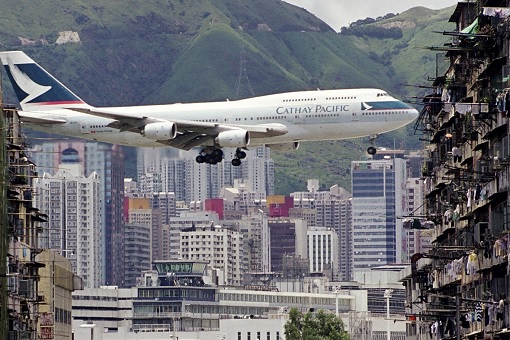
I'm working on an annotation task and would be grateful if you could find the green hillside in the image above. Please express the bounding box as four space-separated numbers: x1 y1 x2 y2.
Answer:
0 0 456 194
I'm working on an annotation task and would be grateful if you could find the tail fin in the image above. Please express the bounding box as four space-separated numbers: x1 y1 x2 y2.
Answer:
0 51 88 111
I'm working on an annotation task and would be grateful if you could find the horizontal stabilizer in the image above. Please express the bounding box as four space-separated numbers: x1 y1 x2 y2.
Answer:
18 111 67 124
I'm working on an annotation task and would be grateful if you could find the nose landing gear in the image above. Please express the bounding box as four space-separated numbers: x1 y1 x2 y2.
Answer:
366 134 378 155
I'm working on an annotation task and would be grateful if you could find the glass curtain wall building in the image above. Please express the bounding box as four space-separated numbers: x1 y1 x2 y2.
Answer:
351 158 406 270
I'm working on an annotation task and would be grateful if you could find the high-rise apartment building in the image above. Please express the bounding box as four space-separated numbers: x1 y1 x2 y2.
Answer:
30 141 124 286
403 177 428 261
124 197 162 265
268 219 307 273
291 181 352 281
180 226 244 286
149 192 177 225
222 212 271 275
123 223 151 288
34 160 103 288
137 146 274 202
164 212 220 260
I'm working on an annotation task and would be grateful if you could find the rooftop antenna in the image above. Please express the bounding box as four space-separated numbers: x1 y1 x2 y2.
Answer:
234 46 254 100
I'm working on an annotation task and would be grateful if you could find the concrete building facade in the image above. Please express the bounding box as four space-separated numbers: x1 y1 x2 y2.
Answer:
34 162 103 288
180 226 244 286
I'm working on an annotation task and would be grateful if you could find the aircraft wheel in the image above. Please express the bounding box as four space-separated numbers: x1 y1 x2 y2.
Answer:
367 146 377 155
204 154 213 163
213 149 223 158
236 150 247 159
232 158 242 166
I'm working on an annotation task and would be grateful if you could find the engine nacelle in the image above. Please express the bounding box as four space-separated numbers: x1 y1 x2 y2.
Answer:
142 121 177 140
216 130 250 148
267 142 300 151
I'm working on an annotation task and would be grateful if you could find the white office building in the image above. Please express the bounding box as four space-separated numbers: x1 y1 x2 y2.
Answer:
180 227 244 286
164 211 219 260
307 227 339 276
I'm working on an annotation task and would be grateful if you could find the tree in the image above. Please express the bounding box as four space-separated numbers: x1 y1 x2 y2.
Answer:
284 308 350 340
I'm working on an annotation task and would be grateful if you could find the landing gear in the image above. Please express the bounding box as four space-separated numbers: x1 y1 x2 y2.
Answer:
195 148 247 166
367 134 378 155
231 148 246 167
196 148 224 164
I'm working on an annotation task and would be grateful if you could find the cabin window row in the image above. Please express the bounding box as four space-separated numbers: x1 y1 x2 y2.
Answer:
326 96 356 100
362 111 406 115
305 113 341 118
255 116 287 121
282 98 316 102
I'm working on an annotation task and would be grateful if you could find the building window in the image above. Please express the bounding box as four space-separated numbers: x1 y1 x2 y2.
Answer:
238 332 242 340
247 331 251 340
267 331 271 340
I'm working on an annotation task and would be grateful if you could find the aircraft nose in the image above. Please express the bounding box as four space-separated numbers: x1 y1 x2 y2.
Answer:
408 108 419 121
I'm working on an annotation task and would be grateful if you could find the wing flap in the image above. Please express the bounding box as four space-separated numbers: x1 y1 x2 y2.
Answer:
18 111 67 125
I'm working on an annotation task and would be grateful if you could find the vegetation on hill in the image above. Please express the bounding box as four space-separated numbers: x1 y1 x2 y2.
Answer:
0 0 458 194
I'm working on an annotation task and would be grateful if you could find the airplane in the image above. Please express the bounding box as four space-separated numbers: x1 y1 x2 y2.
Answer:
0 51 419 166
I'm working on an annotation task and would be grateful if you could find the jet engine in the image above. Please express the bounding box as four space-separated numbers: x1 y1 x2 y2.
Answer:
142 121 177 140
216 130 250 148
267 142 300 151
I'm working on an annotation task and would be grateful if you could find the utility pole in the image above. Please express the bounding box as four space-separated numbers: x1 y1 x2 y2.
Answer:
456 295 460 340
384 289 393 340
234 46 254 100
0 77 7 340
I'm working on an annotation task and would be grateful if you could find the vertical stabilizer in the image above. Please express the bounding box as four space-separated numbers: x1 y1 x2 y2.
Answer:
0 51 88 111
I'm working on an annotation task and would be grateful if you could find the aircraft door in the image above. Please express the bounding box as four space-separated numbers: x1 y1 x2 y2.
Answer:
292 112 303 125
80 121 89 134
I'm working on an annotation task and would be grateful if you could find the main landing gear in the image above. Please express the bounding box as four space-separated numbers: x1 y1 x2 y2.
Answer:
195 148 246 166
367 134 378 156
196 148 224 165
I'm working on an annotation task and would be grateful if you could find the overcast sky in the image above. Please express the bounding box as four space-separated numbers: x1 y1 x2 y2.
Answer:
284 0 460 31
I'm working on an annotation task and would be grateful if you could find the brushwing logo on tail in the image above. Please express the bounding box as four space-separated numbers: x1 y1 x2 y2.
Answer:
7 57 51 104
3 55 84 107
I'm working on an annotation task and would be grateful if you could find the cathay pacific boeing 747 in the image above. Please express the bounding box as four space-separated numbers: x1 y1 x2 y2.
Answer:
0 51 418 166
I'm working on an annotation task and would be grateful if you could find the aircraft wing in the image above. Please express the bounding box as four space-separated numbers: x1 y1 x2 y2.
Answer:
18 111 67 125
72 108 288 150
